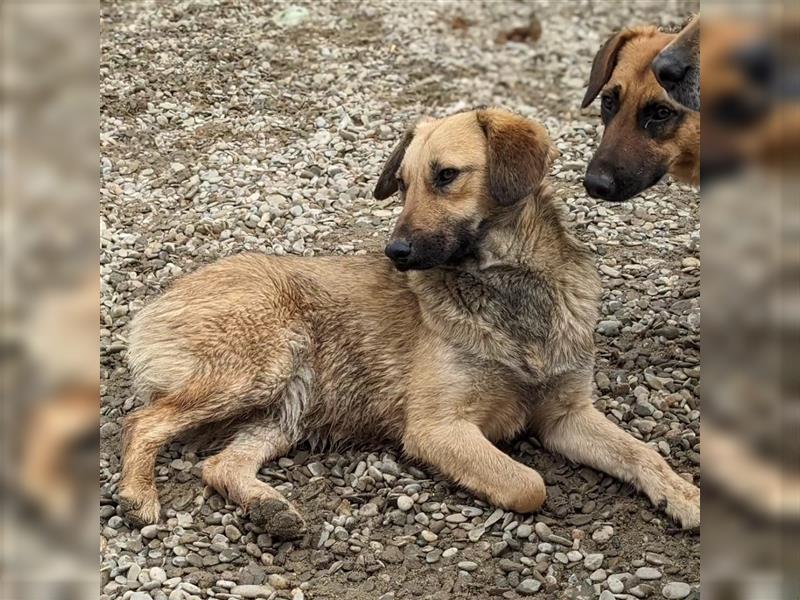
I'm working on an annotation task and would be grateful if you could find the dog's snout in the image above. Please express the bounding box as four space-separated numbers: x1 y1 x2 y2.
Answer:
385 239 412 263
584 170 616 200
652 54 688 90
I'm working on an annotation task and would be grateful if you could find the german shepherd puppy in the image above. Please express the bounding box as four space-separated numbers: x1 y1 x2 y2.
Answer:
119 108 700 537
582 27 700 201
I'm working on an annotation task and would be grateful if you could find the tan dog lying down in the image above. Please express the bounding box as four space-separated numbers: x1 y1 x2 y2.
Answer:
119 108 700 537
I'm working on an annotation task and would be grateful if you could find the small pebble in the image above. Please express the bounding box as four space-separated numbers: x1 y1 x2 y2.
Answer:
396 495 414 512
662 582 692 599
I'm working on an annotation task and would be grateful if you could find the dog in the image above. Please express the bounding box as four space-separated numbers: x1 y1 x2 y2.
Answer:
582 26 700 201
118 108 700 537
652 16 700 111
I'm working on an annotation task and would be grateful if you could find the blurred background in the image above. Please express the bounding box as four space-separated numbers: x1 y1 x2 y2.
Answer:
1 1 99 599
701 2 800 599
1 0 798 599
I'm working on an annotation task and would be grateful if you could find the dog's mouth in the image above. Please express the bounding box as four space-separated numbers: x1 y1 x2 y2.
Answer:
592 168 669 203
386 237 477 272
388 253 454 272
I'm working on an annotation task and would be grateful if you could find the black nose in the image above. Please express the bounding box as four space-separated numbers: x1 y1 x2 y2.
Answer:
652 54 688 90
385 239 412 262
584 171 616 200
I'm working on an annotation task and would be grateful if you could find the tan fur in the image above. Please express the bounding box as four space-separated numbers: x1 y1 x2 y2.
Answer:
119 108 700 536
584 27 700 192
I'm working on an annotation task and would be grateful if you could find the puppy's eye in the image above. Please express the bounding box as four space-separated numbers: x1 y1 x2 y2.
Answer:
435 168 459 187
601 95 615 111
397 178 406 192
653 105 674 121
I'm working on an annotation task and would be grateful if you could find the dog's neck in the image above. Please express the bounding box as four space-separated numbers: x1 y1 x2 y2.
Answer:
476 184 570 272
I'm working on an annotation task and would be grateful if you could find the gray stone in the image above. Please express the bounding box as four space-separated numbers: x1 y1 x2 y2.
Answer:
584 553 604 570
566 550 583 562
484 508 504 528
468 526 486 542
491 541 508 557
608 574 628 593
662 582 692 599
592 525 614 543
396 495 414 512
516 524 533 539
231 584 275 598
140 524 159 539
517 578 542 595
420 530 438 543
360 503 379 517
457 560 478 572
597 320 622 336
445 514 467 524
636 567 663 580
534 522 552 540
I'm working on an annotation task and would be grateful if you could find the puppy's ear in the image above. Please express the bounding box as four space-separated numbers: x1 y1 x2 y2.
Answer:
581 28 641 108
477 108 555 205
373 129 414 200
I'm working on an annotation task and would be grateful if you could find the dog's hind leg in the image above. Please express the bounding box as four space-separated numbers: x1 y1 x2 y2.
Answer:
120 327 309 528
118 382 264 527
533 372 700 529
201 419 306 539
119 395 201 527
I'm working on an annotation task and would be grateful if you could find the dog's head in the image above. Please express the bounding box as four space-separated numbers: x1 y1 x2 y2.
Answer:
582 26 700 201
652 16 700 111
374 108 556 271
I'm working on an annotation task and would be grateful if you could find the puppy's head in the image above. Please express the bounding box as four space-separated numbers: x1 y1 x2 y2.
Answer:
652 15 700 111
582 26 700 201
374 108 555 271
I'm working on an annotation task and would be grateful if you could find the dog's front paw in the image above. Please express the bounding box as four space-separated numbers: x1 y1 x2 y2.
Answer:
118 486 161 528
661 479 700 529
249 496 306 539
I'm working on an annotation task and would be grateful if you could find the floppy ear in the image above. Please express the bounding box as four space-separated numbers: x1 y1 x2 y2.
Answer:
477 108 556 205
373 129 414 200
581 29 640 108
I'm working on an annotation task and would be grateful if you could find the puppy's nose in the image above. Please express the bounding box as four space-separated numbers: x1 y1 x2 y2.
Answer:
584 171 615 200
652 54 688 90
385 239 412 262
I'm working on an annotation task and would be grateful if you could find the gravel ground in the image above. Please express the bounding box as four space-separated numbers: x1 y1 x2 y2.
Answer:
100 1 700 599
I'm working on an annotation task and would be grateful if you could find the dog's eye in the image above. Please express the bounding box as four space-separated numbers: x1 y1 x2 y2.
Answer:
653 105 674 121
601 95 615 111
435 168 459 187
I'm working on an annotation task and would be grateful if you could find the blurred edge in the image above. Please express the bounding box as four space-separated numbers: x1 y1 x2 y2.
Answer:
2 0 800 598
1 1 99 600
701 1 800 599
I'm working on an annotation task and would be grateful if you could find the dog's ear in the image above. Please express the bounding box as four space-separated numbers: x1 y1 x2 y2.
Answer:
373 129 414 200
477 108 556 206
581 29 640 109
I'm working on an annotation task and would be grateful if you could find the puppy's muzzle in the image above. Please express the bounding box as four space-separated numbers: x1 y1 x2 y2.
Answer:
584 169 617 201
385 239 412 267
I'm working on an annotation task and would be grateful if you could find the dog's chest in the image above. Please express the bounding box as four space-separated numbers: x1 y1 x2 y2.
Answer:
436 268 556 379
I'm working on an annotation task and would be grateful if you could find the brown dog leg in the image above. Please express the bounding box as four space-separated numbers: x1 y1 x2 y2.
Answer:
201 421 306 538
119 385 259 527
119 400 187 527
535 375 700 529
403 418 546 514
